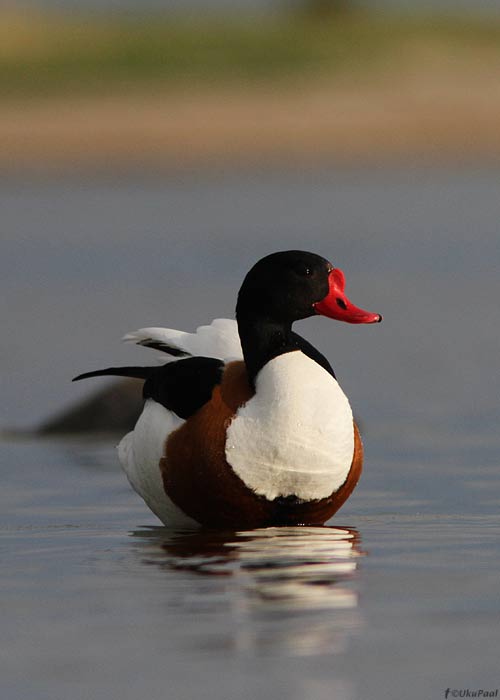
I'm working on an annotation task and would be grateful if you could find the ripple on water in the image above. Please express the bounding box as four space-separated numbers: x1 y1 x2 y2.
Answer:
131 524 364 656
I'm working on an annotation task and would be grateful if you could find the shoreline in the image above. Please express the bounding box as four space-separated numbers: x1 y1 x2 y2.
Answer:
3 68 500 171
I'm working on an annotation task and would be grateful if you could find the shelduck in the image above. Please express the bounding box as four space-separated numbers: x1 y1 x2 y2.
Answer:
74 250 381 528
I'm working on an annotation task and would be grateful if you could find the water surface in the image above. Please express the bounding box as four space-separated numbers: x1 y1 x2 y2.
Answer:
1 432 499 700
1 166 499 699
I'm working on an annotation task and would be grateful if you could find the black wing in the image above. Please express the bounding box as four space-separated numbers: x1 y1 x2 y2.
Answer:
73 356 224 420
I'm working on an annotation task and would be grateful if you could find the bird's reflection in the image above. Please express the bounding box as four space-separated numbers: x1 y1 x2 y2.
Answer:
131 525 364 656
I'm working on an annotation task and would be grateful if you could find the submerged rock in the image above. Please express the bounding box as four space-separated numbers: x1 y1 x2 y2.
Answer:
38 379 143 434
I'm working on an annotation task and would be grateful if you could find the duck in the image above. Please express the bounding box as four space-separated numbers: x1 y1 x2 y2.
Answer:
73 250 381 529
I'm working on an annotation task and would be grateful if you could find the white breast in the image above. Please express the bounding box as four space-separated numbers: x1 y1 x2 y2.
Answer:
225 352 354 501
118 399 199 528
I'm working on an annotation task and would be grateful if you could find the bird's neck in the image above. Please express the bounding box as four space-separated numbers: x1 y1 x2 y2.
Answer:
236 313 298 388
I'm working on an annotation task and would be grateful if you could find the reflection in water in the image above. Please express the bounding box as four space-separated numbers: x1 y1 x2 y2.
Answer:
132 525 364 657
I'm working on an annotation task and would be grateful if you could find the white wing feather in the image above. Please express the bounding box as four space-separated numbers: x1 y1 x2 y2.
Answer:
123 318 242 363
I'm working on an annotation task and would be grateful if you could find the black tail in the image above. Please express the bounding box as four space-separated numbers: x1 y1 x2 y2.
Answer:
72 366 154 382
136 340 189 357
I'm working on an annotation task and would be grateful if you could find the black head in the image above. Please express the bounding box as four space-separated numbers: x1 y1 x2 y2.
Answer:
236 250 332 324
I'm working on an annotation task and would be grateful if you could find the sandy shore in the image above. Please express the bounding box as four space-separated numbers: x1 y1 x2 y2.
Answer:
3 62 500 171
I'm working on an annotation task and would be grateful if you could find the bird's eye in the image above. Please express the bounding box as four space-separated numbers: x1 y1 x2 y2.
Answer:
295 266 313 277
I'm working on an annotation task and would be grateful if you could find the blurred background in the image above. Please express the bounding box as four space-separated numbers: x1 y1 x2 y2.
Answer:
2 0 500 436
2 5 500 700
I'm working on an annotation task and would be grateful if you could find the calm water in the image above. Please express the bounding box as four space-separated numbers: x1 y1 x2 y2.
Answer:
1 166 500 699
